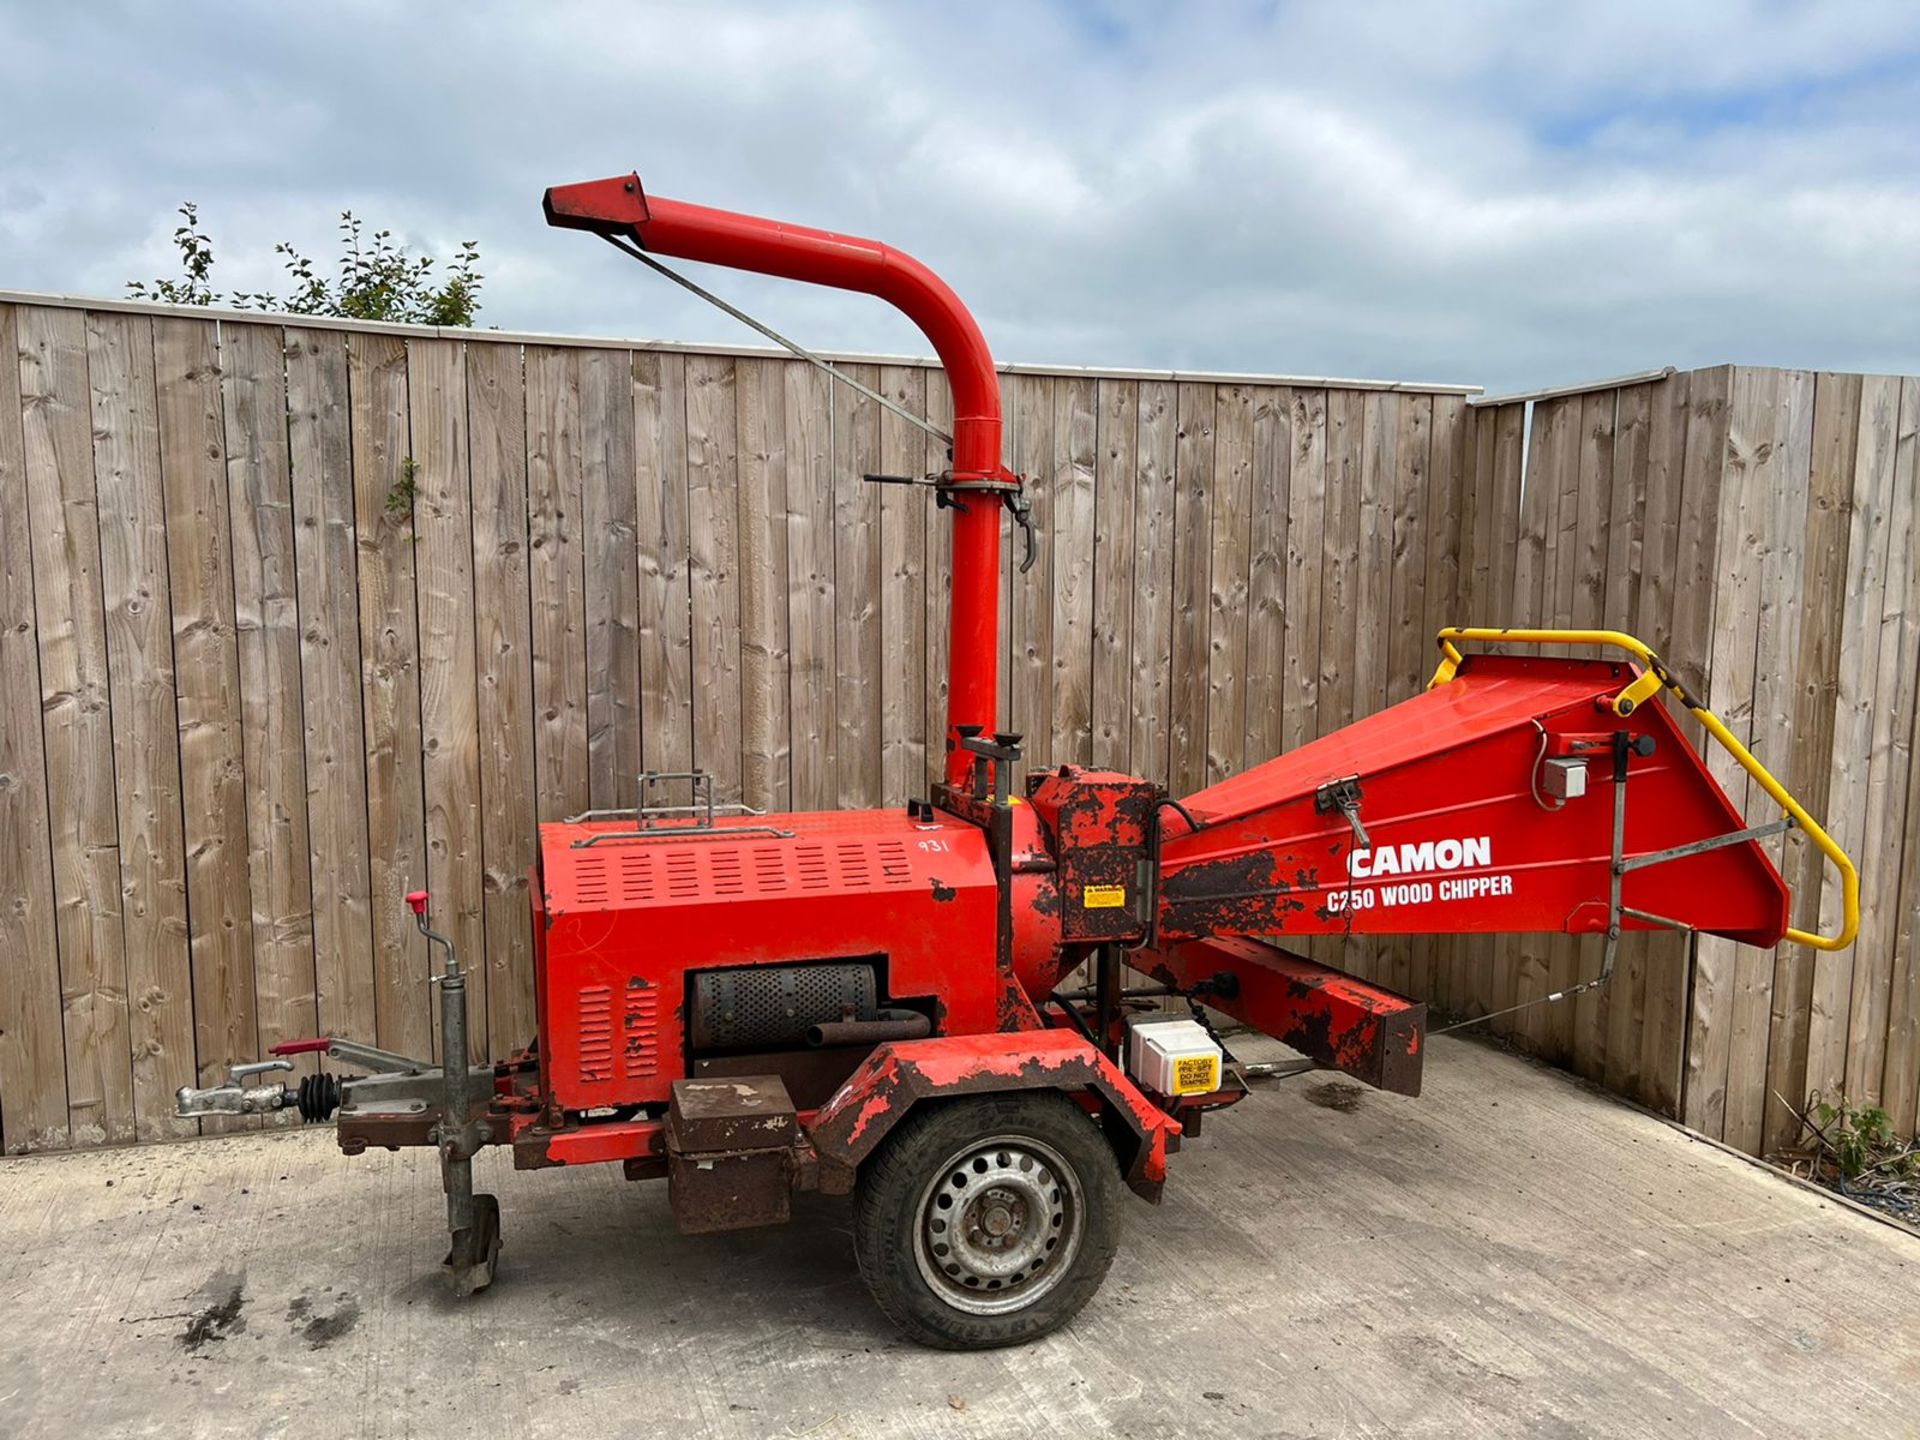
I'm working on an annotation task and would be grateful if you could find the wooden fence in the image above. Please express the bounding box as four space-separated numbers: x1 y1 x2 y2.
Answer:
0 295 1475 1151
1402 366 1920 1159
1 296 1912 1163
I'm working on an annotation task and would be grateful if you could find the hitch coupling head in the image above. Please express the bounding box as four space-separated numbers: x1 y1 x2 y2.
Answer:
176 1059 296 1119
176 1059 345 1123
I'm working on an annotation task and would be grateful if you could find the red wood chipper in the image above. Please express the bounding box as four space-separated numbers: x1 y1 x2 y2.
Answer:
177 172 1859 1349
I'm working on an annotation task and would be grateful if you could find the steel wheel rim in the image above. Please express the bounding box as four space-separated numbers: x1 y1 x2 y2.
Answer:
911 1132 1084 1316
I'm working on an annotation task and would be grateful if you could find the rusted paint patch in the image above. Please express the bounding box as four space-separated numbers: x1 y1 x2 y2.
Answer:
1162 849 1310 939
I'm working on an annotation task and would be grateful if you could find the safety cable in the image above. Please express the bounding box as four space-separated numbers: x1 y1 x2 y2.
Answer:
598 233 955 446
1427 972 1613 1037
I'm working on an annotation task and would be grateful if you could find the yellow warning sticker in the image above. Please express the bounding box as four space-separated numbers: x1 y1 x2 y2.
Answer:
1083 884 1127 909
1173 1055 1220 1095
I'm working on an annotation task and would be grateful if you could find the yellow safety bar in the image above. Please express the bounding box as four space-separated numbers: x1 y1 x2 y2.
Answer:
1429 626 1858 953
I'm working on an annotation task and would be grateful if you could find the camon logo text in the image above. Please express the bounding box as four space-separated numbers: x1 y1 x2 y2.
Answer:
1347 835 1491 880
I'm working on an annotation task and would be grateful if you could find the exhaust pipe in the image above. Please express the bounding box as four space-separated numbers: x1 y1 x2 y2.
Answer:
806 1010 933 1047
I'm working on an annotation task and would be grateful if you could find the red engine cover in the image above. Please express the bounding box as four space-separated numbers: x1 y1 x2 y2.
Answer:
536 808 999 1111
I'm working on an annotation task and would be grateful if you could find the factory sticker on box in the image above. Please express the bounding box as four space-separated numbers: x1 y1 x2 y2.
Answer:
1083 884 1126 909
1174 1055 1218 1093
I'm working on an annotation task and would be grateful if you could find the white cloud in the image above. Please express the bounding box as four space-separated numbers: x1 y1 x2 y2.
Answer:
1 0 1916 391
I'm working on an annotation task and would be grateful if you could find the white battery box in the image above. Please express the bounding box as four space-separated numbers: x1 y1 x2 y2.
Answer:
1124 1016 1223 1097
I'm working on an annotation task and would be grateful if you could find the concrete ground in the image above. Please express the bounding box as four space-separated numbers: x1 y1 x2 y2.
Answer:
1 1038 1916 1440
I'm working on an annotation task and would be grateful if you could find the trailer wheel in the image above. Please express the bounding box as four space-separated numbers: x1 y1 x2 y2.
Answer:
853 1091 1120 1349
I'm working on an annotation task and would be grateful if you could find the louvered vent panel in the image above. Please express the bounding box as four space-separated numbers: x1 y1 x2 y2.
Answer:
576 984 614 1083
622 981 659 1080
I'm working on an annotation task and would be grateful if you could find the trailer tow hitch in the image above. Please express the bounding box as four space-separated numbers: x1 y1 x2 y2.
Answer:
177 890 502 1295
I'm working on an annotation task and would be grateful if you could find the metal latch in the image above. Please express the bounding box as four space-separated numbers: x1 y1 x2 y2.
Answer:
1314 775 1371 851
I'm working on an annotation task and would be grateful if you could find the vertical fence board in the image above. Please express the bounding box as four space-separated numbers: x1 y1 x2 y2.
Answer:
1671 366 1734 1130
687 354 743 804
834 364 882 806
921 373 954 787
466 342 538 1057
1703 368 1781 1145
1245 386 1291 768
526 347 589 826
153 321 251 1112
1386 394 1431 708
411 339 485 1062
1760 373 1858 1147
1635 374 1694 1114
1881 376 1920 1135
1379 394 1429 994
1168 382 1214 797
16 305 129 1148
1090 378 1138 772
1565 388 1615 1070
1843 373 1917 1107
1421 396 1469 1005
1827 374 1904 1105
221 323 317 1105
1051 376 1098 770
1803 374 1901 1111
582 348 641 813
1354 393 1398 725
738 358 792 813
785 362 834 810
1725 372 1813 1149
1281 390 1327 757
155 316 256 1123
1601 382 1654 1096
90 312 197 1140
1318 389 1363 750
1008 374 1056 780
1205 384 1253 786
1130 381 1176 787
1484 404 1528 1028
1507 398 1561 1041
287 329 376 1050
0 305 70 1151
348 332 430 1062
879 365 929 801
635 350 693 778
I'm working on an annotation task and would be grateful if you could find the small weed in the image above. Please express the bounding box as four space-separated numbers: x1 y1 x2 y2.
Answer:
1773 1091 1919 1225
386 456 419 519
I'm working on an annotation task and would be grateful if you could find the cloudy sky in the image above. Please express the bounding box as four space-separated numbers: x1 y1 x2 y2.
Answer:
3 1 1917 394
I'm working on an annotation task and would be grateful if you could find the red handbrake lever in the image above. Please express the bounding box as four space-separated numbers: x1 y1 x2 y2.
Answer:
269 1037 333 1056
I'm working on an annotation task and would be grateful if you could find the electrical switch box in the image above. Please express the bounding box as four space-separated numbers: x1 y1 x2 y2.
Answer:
1542 756 1588 800
1125 1016 1223 1097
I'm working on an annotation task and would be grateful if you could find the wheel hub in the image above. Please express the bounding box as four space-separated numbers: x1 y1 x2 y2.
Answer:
913 1135 1084 1316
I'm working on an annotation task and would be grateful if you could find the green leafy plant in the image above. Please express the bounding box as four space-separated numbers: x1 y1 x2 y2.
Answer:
129 204 483 326
1812 1098 1900 1180
386 456 420 520
1775 1091 1920 1226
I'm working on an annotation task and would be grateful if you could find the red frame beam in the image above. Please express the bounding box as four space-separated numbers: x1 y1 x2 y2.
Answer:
1140 937 1425 1096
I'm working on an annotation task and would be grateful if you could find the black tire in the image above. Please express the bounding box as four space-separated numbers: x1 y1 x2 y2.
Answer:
852 1091 1121 1349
